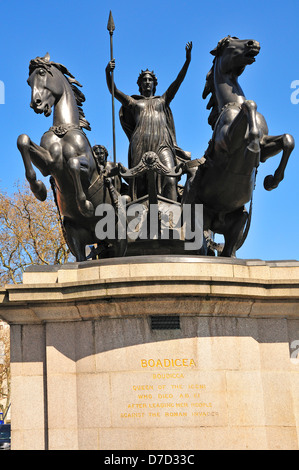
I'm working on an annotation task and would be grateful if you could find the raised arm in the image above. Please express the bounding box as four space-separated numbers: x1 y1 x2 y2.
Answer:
106 59 132 107
164 42 192 104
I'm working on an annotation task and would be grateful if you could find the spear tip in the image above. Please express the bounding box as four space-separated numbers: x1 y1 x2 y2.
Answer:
107 10 115 33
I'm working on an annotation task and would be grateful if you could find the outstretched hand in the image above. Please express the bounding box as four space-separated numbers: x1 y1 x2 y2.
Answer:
186 42 192 61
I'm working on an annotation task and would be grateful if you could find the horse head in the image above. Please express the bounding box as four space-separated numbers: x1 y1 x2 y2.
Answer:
210 36 260 76
27 53 90 130
203 36 261 129
28 53 59 116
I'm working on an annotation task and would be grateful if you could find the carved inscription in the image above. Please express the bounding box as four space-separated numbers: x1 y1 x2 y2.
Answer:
119 358 221 422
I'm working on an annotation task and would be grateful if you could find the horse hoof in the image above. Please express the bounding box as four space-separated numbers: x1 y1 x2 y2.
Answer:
264 175 278 191
31 181 47 201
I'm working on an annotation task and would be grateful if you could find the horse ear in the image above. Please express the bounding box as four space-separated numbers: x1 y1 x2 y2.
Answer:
210 36 232 56
44 52 50 62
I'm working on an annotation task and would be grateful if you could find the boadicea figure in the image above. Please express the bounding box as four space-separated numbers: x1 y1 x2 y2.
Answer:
182 36 294 257
17 53 124 262
106 42 192 201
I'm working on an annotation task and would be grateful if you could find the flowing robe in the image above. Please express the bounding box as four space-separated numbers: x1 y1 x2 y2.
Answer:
120 94 191 169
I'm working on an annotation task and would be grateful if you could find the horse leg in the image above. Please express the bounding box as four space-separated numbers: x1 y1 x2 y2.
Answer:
226 100 260 158
217 207 248 257
63 218 88 262
260 134 295 190
17 134 48 201
67 157 94 217
242 100 260 154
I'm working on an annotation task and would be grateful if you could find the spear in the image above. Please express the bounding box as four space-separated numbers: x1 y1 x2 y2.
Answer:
107 10 116 164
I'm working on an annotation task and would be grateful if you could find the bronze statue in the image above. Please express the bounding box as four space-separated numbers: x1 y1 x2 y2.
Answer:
92 144 116 175
17 29 295 261
106 43 192 201
17 53 124 262
182 36 294 257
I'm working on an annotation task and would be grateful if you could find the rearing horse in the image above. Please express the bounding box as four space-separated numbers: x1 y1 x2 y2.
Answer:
182 36 294 257
17 53 123 262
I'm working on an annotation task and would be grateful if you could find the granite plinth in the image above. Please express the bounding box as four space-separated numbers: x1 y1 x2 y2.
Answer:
1 256 299 450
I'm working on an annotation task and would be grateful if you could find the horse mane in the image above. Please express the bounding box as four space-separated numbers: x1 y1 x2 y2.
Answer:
202 36 238 130
202 60 218 130
29 53 91 131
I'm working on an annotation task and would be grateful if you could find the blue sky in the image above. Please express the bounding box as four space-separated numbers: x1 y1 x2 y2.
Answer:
0 0 298 261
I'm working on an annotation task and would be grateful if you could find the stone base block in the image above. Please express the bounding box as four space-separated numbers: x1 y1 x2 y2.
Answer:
1 256 299 450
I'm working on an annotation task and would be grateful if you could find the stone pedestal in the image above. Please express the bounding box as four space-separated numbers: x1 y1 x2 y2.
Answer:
0 255 299 450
